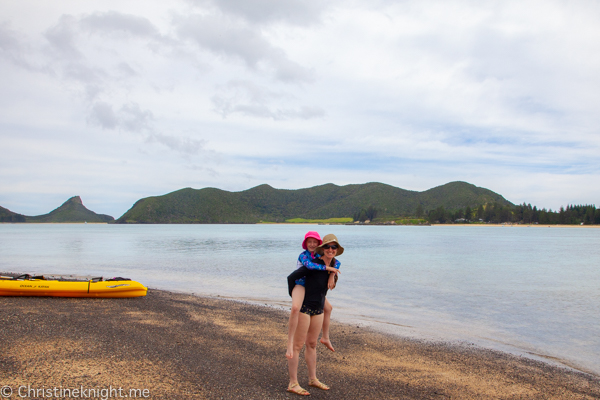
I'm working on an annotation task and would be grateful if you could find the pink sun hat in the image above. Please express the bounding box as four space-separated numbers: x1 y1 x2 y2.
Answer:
302 231 322 250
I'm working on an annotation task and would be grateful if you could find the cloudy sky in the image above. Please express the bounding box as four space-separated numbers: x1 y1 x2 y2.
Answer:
1 0 599 218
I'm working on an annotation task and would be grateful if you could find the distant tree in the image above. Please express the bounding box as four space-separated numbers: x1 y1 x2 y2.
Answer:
484 203 496 222
353 209 368 222
427 206 447 223
465 206 472 221
455 208 464 220
423 202 600 226
477 205 484 220
0 214 26 223
416 204 424 218
523 203 533 224
538 208 549 224
366 205 378 221
585 206 595 225
359 209 368 222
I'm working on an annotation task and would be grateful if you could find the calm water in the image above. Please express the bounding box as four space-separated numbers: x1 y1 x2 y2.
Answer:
1 224 599 375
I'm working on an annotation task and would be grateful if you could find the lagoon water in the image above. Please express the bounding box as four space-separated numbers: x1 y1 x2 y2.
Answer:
1 224 599 375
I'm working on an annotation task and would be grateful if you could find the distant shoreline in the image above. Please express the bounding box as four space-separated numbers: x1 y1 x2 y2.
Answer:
2 222 599 227
431 223 600 228
0 222 109 225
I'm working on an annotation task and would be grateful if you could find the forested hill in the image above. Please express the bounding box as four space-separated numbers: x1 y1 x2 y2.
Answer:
0 206 27 222
26 196 114 223
115 181 513 224
0 196 114 223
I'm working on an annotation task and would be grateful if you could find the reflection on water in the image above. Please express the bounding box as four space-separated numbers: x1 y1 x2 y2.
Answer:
1 223 599 375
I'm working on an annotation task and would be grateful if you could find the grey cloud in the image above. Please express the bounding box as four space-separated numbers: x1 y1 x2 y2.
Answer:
44 15 82 59
272 56 315 83
88 101 118 129
186 164 220 177
292 106 326 119
88 101 207 156
212 80 324 120
41 15 110 101
0 23 52 73
213 102 325 120
116 62 137 77
80 11 161 39
147 133 207 156
176 14 313 83
0 23 30 67
120 103 154 133
62 63 105 100
64 63 105 82
213 101 272 119
218 0 325 25
88 101 153 132
39 12 163 103
189 0 327 26
0 23 20 53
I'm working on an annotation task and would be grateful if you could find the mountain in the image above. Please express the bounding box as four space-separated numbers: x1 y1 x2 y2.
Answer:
25 196 114 223
0 206 27 222
116 181 513 224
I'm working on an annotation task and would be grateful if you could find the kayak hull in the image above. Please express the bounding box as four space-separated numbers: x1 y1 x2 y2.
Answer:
0 279 147 298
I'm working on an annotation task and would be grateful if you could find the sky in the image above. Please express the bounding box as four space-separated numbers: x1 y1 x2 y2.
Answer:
1 0 599 218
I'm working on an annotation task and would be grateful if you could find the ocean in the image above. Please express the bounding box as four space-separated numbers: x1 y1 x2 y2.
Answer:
1 223 598 375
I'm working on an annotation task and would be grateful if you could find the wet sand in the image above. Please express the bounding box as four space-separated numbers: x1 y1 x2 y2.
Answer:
1 290 599 399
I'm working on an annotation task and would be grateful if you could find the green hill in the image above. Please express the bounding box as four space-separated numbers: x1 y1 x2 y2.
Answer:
0 206 27 222
25 196 114 223
116 181 513 224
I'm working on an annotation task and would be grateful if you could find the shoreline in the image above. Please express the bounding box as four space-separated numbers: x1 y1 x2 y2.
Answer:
4 272 598 377
3 222 599 228
431 223 600 228
2 289 599 399
196 291 600 377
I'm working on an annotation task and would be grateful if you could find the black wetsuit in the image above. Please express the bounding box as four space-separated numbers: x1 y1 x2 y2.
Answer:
287 258 332 315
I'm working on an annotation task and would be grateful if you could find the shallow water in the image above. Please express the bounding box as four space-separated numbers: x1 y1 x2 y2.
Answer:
1 224 599 375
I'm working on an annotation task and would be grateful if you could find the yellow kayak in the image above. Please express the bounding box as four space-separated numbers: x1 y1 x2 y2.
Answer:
0 275 147 298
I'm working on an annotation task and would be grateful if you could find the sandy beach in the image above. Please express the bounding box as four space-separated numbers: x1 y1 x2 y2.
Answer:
1 289 599 399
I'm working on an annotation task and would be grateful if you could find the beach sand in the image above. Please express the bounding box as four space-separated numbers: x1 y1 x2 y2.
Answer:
1 290 599 399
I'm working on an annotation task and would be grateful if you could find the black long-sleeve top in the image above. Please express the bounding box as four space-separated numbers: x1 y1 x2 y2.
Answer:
287 257 332 311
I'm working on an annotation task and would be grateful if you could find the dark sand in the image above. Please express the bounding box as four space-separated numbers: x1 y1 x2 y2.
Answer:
1 290 599 399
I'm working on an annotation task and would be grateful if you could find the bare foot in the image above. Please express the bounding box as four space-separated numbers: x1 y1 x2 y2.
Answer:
320 337 335 352
286 344 294 359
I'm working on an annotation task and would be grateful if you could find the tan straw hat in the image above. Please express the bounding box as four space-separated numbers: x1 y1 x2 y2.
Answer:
316 234 344 256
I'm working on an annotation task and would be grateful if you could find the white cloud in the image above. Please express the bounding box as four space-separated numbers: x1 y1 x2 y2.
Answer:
87 101 209 157
1 0 600 217
175 13 314 83
211 80 324 120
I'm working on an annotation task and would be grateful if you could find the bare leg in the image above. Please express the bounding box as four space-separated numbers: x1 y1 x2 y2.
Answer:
288 312 310 395
286 285 305 359
305 313 325 382
320 298 335 352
